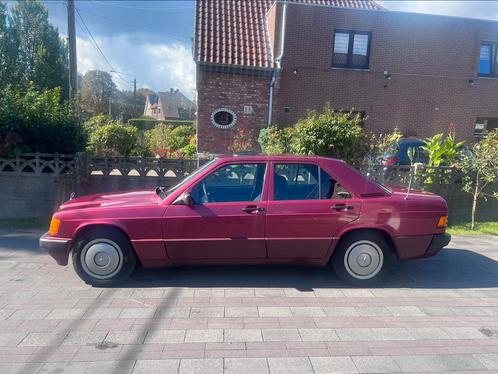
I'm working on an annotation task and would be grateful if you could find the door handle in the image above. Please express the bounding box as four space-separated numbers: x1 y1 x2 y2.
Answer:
331 203 354 211
242 206 265 213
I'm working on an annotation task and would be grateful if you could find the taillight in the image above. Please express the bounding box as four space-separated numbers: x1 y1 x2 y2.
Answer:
436 215 448 229
384 155 399 166
49 217 61 236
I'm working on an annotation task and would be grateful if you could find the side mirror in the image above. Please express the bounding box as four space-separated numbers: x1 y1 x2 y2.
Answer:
173 192 195 206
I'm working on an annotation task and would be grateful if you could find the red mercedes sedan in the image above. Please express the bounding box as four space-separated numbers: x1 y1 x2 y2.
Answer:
40 155 450 287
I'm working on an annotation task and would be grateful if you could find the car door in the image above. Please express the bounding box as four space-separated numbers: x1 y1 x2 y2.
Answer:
162 161 268 260
266 161 361 259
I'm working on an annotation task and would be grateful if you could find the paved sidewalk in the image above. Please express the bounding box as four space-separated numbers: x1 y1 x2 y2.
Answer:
0 230 498 373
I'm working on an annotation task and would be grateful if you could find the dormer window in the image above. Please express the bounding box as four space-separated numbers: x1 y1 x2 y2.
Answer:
332 30 371 70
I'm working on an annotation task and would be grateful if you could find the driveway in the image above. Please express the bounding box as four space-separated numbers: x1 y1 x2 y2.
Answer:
0 230 498 373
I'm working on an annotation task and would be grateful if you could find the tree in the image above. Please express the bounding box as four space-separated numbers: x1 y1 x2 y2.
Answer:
114 87 153 122
9 0 68 96
460 129 498 230
0 1 20 90
80 70 117 117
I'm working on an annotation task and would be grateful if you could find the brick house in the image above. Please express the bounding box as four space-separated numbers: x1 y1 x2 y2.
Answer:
194 0 498 153
143 89 195 120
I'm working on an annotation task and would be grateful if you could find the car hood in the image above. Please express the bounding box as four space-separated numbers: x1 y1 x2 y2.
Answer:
59 189 160 211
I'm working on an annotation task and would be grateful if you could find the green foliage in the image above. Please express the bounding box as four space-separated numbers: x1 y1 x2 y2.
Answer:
86 123 138 156
258 125 294 154
144 123 174 156
459 129 498 229
83 114 115 134
128 117 194 131
5 0 68 96
170 125 195 150
292 105 365 164
80 70 117 117
143 123 196 158
0 84 85 154
421 132 464 167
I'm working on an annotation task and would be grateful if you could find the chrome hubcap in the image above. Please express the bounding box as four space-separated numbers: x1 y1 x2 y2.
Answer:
81 239 123 280
344 240 384 280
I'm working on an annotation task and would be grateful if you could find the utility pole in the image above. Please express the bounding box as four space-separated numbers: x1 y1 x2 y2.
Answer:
133 78 137 118
109 97 112 117
67 0 78 99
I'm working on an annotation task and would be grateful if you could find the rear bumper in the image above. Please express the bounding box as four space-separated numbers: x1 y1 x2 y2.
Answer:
39 232 71 266
424 233 451 258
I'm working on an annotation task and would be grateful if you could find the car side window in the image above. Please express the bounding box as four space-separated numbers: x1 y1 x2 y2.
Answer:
190 163 266 204
274 163 351 201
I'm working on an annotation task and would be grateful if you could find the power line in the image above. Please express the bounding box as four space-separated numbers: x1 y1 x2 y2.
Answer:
89 0 194 11
75 7 115 70
76 7 189 43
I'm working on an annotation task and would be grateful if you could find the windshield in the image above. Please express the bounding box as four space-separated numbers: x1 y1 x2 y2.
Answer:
157 159 216 199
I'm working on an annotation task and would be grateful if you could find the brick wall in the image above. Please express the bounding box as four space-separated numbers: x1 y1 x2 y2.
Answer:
196 67 271 153
272 4 498 142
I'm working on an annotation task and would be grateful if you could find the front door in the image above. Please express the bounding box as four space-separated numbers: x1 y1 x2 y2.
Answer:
266 162 361 259
163 162 268 260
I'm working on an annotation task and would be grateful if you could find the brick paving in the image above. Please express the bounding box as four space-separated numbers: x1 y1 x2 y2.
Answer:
0 230 497 373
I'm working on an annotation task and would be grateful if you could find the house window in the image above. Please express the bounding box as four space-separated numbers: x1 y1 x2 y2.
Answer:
211 108 237 129
475 117 498 138
332 30 371 69
478 42 498 77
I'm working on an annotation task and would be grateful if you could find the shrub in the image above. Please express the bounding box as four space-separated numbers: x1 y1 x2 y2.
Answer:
128 117 193 131
228 128 258 153
83 114 115 134
144 123 174 157
86 123 138 156
292 105 364 164
258 125 294 154
421 131 464 167
170 125 195 150
0 84 86 155
144 123 196 158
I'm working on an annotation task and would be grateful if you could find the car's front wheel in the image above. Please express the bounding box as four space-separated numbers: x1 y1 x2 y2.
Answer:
332 231 393 286
72 228 136 287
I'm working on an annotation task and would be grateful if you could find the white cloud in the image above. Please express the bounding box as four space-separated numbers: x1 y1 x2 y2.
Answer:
377 1 498 21
76 34 196 98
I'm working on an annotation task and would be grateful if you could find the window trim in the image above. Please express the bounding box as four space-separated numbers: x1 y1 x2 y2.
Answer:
332 29 372 70
478 42 496 78
189 161 268 205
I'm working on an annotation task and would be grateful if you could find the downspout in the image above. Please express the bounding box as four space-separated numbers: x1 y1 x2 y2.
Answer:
268 2 287 126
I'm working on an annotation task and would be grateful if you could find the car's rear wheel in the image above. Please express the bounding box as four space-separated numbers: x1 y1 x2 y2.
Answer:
72 228 136 287
332 231 393 286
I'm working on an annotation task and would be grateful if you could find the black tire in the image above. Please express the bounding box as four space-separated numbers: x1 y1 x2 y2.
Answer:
332 231 393 286
72 227 136 287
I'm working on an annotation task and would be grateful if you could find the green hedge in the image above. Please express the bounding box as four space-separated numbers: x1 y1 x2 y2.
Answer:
128 117 194 131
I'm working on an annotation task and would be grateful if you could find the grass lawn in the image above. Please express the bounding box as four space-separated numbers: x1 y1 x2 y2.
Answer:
447 221 498 236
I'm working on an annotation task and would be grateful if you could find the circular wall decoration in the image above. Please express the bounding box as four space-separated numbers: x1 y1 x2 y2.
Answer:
211 108 237 129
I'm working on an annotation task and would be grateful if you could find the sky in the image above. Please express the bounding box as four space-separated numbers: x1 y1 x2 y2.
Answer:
33 0 498 99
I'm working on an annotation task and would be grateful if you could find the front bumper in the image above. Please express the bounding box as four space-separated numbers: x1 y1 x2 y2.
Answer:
39 232 71 265
424 233 451 258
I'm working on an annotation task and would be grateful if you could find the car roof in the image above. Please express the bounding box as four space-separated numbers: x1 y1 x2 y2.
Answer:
214 154 343 162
